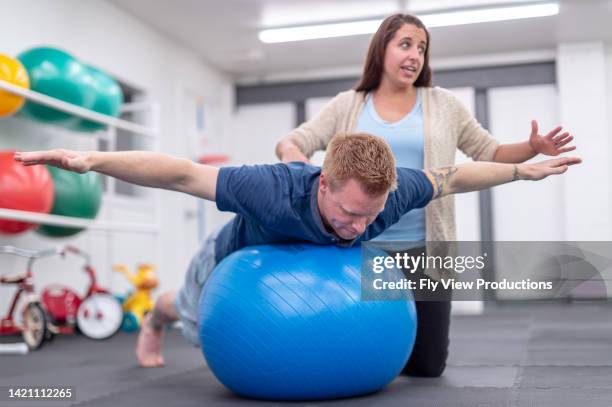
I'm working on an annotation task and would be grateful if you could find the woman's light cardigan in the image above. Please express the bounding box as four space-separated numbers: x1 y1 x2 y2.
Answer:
287 87 500 247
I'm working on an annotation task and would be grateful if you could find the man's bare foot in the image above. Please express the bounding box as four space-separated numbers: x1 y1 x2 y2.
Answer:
135 313 165 367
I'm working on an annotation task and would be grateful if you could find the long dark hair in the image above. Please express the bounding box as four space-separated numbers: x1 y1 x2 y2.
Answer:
355 14 432 92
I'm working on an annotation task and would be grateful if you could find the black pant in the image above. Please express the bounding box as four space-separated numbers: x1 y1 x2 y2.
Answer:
389 246 452 377
401 299 451 377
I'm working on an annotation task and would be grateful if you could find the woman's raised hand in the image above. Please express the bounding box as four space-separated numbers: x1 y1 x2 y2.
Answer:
529 120 576 156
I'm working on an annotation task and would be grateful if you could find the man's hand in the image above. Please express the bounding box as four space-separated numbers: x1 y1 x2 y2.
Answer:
14 149 91 173
529 120 576 156
516 156 582 181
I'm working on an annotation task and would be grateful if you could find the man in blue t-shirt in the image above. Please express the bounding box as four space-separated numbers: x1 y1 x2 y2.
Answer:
15 133 580 367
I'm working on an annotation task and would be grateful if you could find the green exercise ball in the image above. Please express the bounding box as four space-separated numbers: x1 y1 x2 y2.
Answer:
37 167 102 237
72 65 124 132
17 47 95 125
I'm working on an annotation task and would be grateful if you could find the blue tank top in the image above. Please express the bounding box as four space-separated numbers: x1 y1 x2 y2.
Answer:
356 91 426 242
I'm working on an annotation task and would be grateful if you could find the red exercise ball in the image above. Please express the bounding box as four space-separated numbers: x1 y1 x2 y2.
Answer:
0 151 54 234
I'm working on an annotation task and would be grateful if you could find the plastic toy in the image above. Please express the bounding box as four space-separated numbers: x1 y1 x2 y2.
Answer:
114 263 159 331
0 246 54 350
41 246 123 340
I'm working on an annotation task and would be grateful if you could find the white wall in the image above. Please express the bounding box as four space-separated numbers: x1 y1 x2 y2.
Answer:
0 0 233 314
305 97 332 166
557 42 611 241
230 102 295 165
214 102 297 253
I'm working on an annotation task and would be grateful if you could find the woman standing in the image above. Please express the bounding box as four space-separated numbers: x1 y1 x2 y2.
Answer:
275 14 574 377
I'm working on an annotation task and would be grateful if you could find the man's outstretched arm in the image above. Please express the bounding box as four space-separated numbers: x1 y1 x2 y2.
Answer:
425 156 582 200
14 149 219 201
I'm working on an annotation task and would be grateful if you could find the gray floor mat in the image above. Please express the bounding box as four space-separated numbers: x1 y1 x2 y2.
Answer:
515 388 612 407
74 372 517 407
1 303 611 407
519 366 612 389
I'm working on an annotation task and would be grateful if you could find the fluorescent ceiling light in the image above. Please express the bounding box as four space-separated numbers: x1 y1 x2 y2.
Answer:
259 1 559 44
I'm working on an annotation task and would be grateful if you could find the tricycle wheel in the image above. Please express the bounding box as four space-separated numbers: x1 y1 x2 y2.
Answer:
77 293 123 340
22 302 47 350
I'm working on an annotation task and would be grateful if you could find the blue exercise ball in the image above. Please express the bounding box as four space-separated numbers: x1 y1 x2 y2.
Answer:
199 244 417 401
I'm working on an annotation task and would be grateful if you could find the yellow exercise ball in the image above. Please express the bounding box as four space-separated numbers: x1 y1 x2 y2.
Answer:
0 53 30 118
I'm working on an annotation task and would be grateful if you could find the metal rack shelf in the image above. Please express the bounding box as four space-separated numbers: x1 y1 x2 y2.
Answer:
0 79 157 138
0 78 161 233
0 208 158 234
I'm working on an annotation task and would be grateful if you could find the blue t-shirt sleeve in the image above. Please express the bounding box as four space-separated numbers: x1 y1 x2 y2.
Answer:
215 164 290 224
392 167 434 213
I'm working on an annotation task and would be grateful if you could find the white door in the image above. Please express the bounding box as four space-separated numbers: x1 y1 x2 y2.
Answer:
489 84 564 241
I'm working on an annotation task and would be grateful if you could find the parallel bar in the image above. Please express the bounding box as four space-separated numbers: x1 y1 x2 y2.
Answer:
0 80 157 138
0 208 159 234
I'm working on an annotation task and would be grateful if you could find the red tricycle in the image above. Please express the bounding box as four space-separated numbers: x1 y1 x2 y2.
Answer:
0 245 123 349
0 246 54 349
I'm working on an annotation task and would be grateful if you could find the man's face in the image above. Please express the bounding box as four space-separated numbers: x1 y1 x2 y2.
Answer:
317 174 388 240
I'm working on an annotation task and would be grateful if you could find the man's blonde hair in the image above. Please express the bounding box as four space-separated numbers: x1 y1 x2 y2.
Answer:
322 133 397 196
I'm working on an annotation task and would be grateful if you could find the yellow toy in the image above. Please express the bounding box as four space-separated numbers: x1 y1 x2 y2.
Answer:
114 263 159 332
